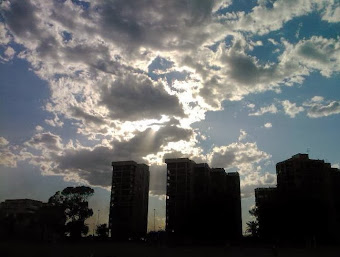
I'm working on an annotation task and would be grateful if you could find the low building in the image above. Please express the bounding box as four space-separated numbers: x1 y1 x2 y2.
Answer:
0 199 64 241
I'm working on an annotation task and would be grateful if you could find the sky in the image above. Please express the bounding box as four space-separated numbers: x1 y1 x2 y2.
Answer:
0 0 340 234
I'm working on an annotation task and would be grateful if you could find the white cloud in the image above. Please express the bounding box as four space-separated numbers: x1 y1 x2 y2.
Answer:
321 1 340 23
25 132 63 152
241 171 276 198
232 0 320 35
332 163 340 169
304 99 340 118
249 104 278 116
35 125 44 132
44 115 64 128
0 137 17 168
268 38 279 46
209 142 271 175
264 122 272 128
311 96 324 103
280 36 340 78
238 129 247 141
281 100 304 118
4 46 15 58
0 137 9 146
229 0 336 36
0 23 11 45
247 103 255 109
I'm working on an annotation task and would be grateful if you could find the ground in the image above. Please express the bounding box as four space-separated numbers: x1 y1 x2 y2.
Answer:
1 241 340 257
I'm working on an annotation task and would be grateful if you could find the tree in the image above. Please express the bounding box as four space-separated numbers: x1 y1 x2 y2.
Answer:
48 186 94 238
246 221 259 238
246 206 259 237
96 224 108 238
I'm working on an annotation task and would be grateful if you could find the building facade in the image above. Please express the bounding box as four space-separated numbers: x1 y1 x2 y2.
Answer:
0 199 65 241
254 187 278 239
109 161 150 239
255 154 340 242
165 158 242 240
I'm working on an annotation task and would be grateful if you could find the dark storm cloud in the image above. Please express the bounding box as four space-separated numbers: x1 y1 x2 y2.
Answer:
101 74 185 121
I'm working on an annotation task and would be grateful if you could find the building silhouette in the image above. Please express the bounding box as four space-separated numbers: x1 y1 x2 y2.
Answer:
255 154 340 242
0 199 65 241
165 158 242 241
109 161 150 240
255 187 278 240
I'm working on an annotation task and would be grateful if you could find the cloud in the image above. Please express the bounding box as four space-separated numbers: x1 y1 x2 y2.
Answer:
268 38 279 46
241 171 276 198
1 46 15 62
230 0 330 35
45 115 64 128
25 132 63 152
264 122 272 128
310 96 324 103
321 1 340 23
0 137 9 146
21 122 193 187
209 142 271 175
304 99 340 118
71 106 106 125
4 46 15 58
281 100 304 118
247 103 255 109
35 125 44 132
0 137 17 168
101 73 185 121
149 164 167 196
281 36 340 77
332 163 340 169
238 129 247 141
0 23 12 44
249 104 278 116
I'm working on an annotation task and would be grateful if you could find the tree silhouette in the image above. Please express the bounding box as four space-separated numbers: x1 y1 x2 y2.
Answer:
96 223 108 238
246 206 259 237
246 221 259 237
48 186 94 238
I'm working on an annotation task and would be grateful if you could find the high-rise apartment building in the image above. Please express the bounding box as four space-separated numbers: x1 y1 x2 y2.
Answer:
165 158 242 240
109 161 149 239
165 158 195 236
255 154 340 242
254 187 278 239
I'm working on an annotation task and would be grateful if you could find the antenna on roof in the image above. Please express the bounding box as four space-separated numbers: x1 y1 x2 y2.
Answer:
306 148 310 155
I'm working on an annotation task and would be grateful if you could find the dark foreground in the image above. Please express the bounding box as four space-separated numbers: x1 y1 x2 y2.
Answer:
1 240 339 257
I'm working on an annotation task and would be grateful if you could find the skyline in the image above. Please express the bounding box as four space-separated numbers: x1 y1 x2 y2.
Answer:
1 0 340 233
